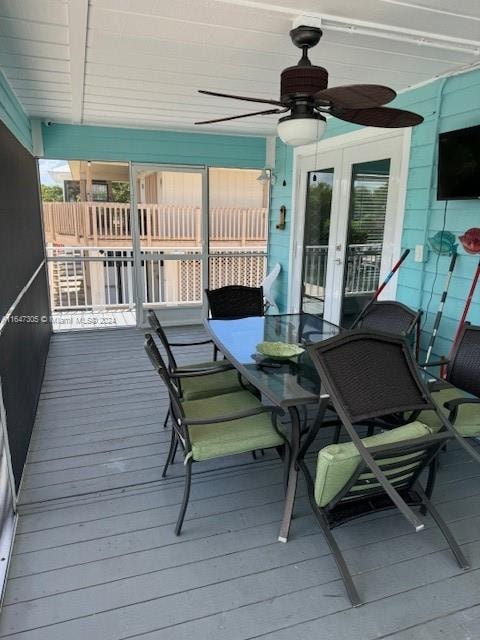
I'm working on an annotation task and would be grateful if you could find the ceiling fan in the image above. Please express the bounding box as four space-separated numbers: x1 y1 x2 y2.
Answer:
195 25 424 146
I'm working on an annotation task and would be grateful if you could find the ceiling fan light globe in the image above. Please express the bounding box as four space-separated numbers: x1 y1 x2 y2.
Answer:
277 115 326 146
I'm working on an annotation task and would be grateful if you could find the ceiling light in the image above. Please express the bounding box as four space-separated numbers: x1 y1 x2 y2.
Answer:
277 114 326 147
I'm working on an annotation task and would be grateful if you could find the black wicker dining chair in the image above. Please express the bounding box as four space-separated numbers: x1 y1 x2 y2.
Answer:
147 309 244 427
296 330 468 606
418 323 480 445
351 301 422 358
144 334 288 535
205 285 264 319
205 285 264 359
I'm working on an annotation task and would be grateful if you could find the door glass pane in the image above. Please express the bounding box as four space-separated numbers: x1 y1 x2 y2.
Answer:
208 168 268 290
39 159 135 331
340 159 391 327
136 169 203 310
301 168 334 316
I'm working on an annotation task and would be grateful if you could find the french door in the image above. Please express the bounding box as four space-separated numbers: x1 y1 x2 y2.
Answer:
293 131 408 327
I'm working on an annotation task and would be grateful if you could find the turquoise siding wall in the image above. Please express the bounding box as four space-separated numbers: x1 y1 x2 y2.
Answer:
267 139 293 311
268 68 480 358
0 69 31 151
42 123 266 168
398 69 480 359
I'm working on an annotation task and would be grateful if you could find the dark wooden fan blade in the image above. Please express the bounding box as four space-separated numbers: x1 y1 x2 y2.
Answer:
199 90 283 107
331 106 424 128
195 108 288 125
315 84 396 109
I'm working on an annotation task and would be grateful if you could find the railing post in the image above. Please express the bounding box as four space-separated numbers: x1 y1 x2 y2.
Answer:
90 203 98 244
82 202 89 241
46 243 56 307
43 204 52 243
89 249 106 309
74 203 80 243
146 205 152 247
241 208 247 247
195 206 201 244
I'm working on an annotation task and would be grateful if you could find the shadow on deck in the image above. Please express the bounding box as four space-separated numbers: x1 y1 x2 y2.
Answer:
1 327 480 639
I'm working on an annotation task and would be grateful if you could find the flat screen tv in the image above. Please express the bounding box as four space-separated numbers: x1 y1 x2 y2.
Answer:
437 124 480 200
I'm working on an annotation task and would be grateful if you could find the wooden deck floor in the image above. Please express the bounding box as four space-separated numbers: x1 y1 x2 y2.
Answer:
1 327 480 639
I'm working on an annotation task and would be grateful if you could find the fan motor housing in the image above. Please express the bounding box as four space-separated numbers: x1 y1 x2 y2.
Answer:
280 65 328 102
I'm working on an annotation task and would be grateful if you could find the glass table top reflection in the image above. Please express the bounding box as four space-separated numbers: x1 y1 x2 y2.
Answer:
205 313 342 408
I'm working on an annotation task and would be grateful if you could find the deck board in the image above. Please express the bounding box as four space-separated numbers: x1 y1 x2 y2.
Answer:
1 327 480 639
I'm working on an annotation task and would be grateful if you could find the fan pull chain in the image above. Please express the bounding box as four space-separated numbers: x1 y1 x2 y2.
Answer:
282 141 287 187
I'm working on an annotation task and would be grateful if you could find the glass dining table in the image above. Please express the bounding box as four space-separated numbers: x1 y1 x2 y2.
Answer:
204 312 342 542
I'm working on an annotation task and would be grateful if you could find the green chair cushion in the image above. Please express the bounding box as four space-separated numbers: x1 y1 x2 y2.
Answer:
315 421 433 508
417 387 480 438
178 361 242 401
182 390 284 462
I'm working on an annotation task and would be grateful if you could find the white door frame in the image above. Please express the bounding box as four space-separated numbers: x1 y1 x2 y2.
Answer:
288 126 412 318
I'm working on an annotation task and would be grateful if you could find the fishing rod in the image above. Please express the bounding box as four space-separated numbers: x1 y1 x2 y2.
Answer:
423 249 458 367
352 248 410 328
452 255 480 350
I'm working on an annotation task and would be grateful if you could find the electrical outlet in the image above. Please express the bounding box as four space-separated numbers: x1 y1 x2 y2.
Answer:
414 244 428 262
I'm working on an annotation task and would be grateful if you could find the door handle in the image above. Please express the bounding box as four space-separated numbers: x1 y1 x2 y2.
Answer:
335 258 342 265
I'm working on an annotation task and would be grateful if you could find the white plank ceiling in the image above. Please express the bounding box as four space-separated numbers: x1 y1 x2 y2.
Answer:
0 0 480 135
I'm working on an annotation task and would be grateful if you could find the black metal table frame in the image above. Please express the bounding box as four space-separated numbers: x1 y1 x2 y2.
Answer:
204 314 323 543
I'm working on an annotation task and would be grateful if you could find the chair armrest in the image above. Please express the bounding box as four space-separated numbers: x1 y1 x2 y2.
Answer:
175 361 233 373
171 364 234 378
169 339 213 347
184 404 284 426
366 432 452 457
444 397 480 411
428 380 451 392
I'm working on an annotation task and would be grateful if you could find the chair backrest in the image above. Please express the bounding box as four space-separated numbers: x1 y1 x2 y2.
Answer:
307 330 434 424
205 285 264 319
144 333 186 439
352 301 420 337
147 309 178 372
447 323 480 397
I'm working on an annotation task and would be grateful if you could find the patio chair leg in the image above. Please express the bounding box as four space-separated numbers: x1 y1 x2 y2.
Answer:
415 484 469 570
175 458 192 536
299 460 362 607
172 436 179 464
163 407 171 429
162 429 177 478
421 458 438 515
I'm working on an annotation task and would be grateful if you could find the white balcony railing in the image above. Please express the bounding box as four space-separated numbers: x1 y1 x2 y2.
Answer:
304 243 383 299
43 202 267 246
47 246 267 311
